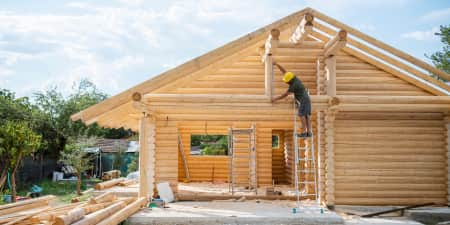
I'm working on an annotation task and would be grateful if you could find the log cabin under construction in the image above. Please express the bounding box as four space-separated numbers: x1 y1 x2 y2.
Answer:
71 7 450 207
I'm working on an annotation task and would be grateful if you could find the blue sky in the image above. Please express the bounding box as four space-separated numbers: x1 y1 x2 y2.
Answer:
1 0 449 97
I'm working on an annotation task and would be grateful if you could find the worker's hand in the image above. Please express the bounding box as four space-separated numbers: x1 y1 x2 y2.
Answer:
271 97 277 103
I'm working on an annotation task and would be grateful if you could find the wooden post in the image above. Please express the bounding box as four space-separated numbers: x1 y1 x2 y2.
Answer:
325 56 336 97
265 55 273 98
325 109 337 208
138 114 155 200
445 114 450 205
264 29 279 98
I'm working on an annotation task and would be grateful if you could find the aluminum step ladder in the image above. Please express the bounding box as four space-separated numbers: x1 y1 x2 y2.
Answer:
228 124 257 195
293 100 318 204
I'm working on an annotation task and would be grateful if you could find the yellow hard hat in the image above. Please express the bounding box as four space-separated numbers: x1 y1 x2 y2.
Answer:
282 72 295 83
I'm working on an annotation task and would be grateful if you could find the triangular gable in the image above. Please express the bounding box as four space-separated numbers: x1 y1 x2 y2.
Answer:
71 7 450 127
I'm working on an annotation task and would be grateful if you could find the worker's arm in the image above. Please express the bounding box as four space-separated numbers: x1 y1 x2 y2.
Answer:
271 90 290 103
273 62 287 74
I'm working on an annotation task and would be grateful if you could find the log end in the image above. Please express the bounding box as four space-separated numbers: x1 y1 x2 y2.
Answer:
338 30 347 41
132 92 142 102
305 12 314 22
270 29 280 40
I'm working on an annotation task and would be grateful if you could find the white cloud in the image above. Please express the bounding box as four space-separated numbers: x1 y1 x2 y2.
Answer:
401 27 440 41
421 7 450 21
116 0 145 6
304 0 408 15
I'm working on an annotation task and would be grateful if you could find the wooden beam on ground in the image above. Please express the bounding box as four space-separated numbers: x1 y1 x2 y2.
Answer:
0 195 55 211
309 8 450 81
95 178 126 190
323 30 347 57
96 197 147 225
290 12 314 44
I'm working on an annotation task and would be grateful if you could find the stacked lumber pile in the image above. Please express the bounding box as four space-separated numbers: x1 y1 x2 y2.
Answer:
101 170 121 181
95 178 137 190
0 193 147 225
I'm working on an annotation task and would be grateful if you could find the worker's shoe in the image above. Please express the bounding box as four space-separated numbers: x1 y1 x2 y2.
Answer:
297 132 308 138
306 132 313 137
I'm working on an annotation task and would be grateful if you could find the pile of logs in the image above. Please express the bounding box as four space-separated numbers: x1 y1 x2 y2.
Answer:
0 193 146 225
95 178 137 190
101 170 121 181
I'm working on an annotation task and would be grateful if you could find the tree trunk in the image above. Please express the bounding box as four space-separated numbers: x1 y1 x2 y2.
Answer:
0 167 8 190
10 155 22 202
39 153 44 180
11 170 16 202
77 173 82 196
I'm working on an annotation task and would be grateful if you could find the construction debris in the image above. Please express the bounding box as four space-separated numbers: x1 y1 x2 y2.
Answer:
0 193 147 225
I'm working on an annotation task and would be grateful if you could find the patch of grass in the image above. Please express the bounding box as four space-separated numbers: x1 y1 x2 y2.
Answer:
17 178 101 204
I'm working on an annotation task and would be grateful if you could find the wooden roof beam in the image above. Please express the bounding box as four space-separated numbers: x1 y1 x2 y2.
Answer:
313 21 450 93
323 30 347 57
290 12 314 44
309 30 447 96
310 8 450 82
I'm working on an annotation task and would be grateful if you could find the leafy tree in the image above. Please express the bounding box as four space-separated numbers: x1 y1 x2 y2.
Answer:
429 25 450 80
59 138 95 195
127 154 139 174
112 141 127 171
33 79 132 157
0 121 41 202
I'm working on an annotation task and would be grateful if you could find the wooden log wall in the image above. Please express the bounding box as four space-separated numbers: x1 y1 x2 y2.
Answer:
336 53 432 96
333 112 446 205
160 40 322 96
154 120 178 193
272 130 286 184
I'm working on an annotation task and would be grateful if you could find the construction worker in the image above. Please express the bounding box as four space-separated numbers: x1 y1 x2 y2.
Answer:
271 62 312 137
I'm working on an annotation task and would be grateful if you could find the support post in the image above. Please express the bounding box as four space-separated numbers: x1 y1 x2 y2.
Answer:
263 29 280 98
325 56 336 97
138 111 155 200
445 114 450 205
324 109 337 208
265 55 273 98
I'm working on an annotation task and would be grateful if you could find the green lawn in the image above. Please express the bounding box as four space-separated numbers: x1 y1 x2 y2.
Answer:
14 178 101 204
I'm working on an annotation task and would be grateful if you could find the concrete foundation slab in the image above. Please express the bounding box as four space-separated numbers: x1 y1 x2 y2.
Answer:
406 207 450 225
127 201 344 225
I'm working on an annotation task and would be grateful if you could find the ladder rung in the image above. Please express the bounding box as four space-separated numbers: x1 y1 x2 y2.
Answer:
297 170 315 173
